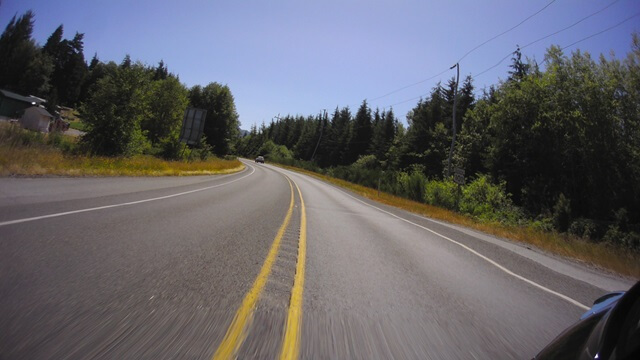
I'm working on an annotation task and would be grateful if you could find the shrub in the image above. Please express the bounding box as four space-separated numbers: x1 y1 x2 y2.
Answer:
552 193 572 232
352 154 379 170
603 225 640 251
424 178 458 210
396 167 427 202
159 138 183 160
258 140 293 160
460 175 514 221
531 217 554 232
191 137 214 161
569 218 599 240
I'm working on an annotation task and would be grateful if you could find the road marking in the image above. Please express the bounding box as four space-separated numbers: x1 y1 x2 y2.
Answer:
212 176 295 360
0 165 255 228
279 169 590 311
279 179 307 360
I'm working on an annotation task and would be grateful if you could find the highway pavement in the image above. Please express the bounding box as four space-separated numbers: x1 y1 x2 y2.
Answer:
0 160 635 359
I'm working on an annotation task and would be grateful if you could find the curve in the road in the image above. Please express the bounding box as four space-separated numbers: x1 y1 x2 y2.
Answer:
213 174 296 360
212 168 309 360
0 165 254 228
280 179 308 360
291 168 591 311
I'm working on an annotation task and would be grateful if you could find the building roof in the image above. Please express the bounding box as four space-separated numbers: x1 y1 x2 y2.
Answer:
0 89 43 105
26 106 54 119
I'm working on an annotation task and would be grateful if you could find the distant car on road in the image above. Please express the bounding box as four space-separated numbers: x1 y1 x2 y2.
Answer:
255 156 264 163
534 280 640 360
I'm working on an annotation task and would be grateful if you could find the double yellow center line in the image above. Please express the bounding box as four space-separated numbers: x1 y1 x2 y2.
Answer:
212 175 307 360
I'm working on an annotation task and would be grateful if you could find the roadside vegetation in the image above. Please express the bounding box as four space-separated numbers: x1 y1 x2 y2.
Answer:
0 11 243 176
63 110 87 131
0 123 242 176
240 36 640 277
0 11 240 160
275 162 640 278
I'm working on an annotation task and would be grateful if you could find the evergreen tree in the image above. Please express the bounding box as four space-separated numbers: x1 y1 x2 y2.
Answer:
153 60 168 81
405 84 449 176
508 46 530 82
120 54 132 69
327 106 353 166
293 115 319 160
42 26 88 106
351 100 373 162
88 53 100 70
43 24 63 55
188 82 240 155
0 11 52 97
371 108 397 163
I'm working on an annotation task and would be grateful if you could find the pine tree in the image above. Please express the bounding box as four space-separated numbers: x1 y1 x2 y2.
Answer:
0 11 52 96
42 26 88 106
120 54 132 69
153 60 168 80
89 53 100 70
508 46 530 82
351 100 373 162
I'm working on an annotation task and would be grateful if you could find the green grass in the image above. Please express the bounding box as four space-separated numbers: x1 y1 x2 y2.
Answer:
275 163 640 279
68 120 87 132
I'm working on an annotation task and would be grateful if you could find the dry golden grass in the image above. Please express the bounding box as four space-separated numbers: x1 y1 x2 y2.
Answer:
0 146 243 177
277 164 640 279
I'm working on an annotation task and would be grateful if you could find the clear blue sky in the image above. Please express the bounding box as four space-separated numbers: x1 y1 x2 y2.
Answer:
1 0 638 129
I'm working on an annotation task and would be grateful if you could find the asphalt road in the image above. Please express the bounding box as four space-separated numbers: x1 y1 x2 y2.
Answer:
0 160 635 359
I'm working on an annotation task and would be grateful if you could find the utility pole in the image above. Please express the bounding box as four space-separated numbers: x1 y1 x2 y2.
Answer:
311 109 326 161
447 63 460 178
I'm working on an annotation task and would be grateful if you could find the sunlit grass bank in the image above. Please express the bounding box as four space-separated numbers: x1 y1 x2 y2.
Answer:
0 123 243 177
277 163 640 279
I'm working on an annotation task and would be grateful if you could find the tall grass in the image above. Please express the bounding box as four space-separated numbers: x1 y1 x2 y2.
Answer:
0 123 243 176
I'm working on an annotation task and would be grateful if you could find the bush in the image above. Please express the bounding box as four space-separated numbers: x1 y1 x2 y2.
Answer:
569 218 599 240
424 178 458 210
159 138 183 160
352 154 379 170
531 217 554 232
258 140 293 161
191 137 214 161
396 167 427 202
603 225 640 251
460 175 515 221
552 193 572 232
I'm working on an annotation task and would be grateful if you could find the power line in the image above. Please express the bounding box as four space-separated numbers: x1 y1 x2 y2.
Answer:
520 0 620 51
313 2 633 121
368 0 557 104
559 11 640 51
473 7 638 79
368 68 450 102
387 6 636 111
473 52 514 79
456 0 556 63
388 94 425 108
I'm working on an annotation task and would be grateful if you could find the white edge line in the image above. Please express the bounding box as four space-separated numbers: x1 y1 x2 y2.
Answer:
276 166 590 311
0 164 256 227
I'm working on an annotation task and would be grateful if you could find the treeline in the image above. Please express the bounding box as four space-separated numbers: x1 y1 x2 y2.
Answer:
239 37 640 250
0 11 240 158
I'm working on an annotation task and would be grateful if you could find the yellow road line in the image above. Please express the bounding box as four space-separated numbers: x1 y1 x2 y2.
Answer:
212 177 294 360
279 179 307 360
